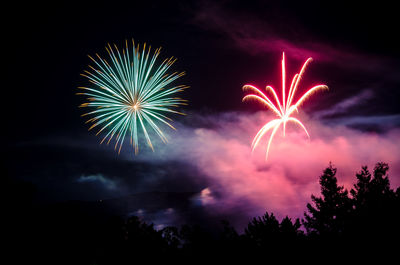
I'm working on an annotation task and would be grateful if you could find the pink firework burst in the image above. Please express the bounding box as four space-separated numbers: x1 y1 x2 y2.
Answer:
243 52 328 160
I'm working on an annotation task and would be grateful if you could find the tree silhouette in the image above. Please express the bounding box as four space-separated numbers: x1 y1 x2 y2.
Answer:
245 212 280 247
280 216 303 239
370 162 392 197
6 161 400 263
161 226 181 249
122 216 168 258
349 162 399 246
303 163 352 237
350 165 371 208
244 212 303 251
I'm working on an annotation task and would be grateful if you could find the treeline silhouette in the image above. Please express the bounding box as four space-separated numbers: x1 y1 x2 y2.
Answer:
4 162 400 264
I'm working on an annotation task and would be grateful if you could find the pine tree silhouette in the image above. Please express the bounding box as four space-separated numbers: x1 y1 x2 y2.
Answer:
8 161 400 263
244 212 303 252
349 162 399 246
303 162 352 237
245 212 280 248
350 165 371 208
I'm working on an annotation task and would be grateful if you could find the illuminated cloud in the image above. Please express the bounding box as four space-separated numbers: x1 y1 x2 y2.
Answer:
127 111 400 225
14 109 400 230
77 174 117 190
191 187 216 206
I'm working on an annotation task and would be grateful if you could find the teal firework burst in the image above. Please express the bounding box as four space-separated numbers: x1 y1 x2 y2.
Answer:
78 40 188 154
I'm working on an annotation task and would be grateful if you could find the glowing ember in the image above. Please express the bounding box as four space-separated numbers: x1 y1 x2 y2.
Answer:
243 52 328 160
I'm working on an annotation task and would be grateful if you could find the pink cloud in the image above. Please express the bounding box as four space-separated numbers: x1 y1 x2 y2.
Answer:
132 111 400 227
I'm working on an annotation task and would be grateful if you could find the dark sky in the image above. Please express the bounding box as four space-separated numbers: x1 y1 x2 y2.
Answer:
5 0 400 229
6 0 400 140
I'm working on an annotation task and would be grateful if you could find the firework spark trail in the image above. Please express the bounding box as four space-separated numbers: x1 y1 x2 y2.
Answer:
78 40 188 154
243 52 328 160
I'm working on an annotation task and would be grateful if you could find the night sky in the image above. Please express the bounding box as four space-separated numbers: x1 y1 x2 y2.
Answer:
6 0 400 230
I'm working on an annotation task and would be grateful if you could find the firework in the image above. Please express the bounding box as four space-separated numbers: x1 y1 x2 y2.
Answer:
243 52 328 159
78 40 188 154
